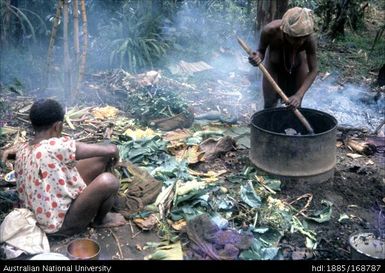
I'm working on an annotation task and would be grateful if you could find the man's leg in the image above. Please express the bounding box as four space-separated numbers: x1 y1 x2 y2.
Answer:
54 172 126 236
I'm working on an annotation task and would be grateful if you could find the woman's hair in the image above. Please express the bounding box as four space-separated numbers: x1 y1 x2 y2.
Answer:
29 99 65 132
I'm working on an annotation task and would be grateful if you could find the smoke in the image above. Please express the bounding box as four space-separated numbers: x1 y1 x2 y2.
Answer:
160 1 255 70
159 1 260 116
4 1 382 132
303 76 385 131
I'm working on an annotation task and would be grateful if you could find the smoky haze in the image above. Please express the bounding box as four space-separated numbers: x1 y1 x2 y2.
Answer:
159 1 262 116
160 2 384 131
0 1 383 132
303 76 385 131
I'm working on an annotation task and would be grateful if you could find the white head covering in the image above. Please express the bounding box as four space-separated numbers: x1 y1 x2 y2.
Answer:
281 7 315 37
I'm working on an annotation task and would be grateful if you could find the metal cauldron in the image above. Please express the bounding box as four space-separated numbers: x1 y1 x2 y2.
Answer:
250 107 337 182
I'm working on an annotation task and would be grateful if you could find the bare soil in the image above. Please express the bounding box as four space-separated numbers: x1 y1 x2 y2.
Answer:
1 70 384 261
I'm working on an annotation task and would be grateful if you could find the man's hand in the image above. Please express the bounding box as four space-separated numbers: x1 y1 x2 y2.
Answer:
286 94 302 109
248 52 264 67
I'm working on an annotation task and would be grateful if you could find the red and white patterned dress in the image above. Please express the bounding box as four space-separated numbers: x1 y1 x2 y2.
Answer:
15 136 86 233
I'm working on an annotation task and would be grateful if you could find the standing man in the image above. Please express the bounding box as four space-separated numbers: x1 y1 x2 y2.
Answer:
249 7 318 109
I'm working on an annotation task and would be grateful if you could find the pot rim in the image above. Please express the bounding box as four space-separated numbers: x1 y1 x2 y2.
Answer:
66 238 100 260
250 107 338 137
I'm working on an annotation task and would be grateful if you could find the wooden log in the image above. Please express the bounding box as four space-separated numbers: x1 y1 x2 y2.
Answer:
346 138 376 155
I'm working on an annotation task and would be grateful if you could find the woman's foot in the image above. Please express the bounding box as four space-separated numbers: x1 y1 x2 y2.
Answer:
92 212 127 228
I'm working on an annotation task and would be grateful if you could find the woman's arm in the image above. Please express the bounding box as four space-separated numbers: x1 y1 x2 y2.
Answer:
1 146 18 162
75 142 119 162
288 35 318 108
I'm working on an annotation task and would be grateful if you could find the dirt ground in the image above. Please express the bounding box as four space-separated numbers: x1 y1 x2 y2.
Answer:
1 70 384 261
191 135 385 260
39 133 384 261
174 70 385 260
278 147 385 260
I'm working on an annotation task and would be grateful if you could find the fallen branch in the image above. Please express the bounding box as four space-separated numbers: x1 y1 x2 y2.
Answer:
128 220 134 236
109 228 124 260
132 230 142 239
346 138 376 155
255 175 277 194
374 119 385 135
288 193 313 217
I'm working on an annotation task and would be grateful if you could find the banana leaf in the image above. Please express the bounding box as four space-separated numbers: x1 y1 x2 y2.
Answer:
239 238 279 260
251 227 284 247
240 181 262 208
144 241 183 260
304 200 333 223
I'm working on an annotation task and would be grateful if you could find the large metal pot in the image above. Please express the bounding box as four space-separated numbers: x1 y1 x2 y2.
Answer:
250 107 337 182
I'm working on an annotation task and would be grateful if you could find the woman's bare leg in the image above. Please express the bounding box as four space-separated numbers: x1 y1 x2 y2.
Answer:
53 173 126 236
294 57 309 107
75 156 112 185
262 66 280 109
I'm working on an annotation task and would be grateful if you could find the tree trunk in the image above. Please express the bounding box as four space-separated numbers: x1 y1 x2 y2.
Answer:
320 0 335 32
63 0 71 104
247 0 251 16
255 0 288 31
72 0 80 95
45 0 62 90
378 64 385 87
1 0 12 48
10 0 21 44
76 0 88 95
330 0 351 38
151 0 161 17
73 0 80 66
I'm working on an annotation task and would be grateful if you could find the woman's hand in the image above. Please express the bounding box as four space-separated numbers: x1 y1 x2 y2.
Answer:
286 94 302 109
110 146 120 167
1 146 17 163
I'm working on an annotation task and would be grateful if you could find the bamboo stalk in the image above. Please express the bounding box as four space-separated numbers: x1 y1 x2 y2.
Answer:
45 0 62 89
72 0 80 91
63 0 71 104
76 0 88 96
